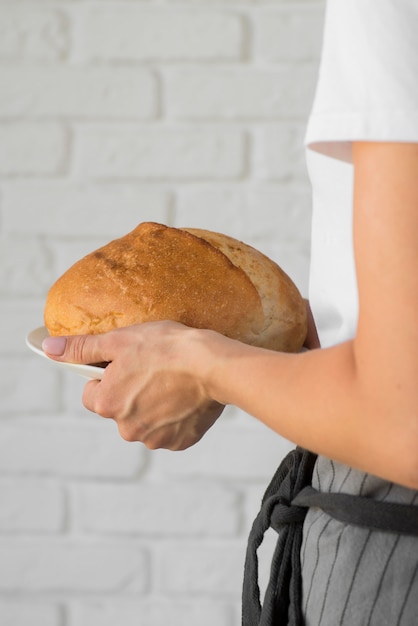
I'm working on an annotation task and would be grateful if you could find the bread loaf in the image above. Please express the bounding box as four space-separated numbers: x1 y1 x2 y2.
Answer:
44 222 307 352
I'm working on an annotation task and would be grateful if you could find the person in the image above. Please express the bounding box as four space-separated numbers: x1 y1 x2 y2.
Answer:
43 0 418 623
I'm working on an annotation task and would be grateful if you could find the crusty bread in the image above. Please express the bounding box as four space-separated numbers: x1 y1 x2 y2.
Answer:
44 222 307 352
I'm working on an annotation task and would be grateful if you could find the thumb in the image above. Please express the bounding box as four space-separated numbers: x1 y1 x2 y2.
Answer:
42 334 107 365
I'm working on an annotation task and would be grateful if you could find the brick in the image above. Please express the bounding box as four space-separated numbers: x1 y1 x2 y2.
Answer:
174 185 248 238
0 478 64 532
0 356 60 414
0 540 148 592
0 6 69 61
0 235 56 297
156 540 245 597
165 66 317 119
0 298 45 354
0 418 146 478
0 67 157 119
254 6 325 62
2 182 171 236
74 127 246 180
239 184 312 243
0 601 61 626
0 122 66 176
253 122 309 181
151 413 294 481
175 182 312 245
75 482 240 536
79 8 243 61
73 600 234 626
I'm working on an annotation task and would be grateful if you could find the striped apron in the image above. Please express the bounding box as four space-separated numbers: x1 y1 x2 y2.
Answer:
242 448 418 625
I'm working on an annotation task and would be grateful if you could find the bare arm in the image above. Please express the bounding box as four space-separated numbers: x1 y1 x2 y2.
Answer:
43 142 418 488
202 142 418 488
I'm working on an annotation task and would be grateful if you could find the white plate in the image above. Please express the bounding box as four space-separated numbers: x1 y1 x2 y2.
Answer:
26 326 105 380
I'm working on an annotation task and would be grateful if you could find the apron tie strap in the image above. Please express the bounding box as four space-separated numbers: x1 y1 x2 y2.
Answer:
242 447 316 626
293 485 418 536
242 447 418 626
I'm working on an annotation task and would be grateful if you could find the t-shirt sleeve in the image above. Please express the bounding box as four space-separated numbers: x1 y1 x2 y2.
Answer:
305 0 418 162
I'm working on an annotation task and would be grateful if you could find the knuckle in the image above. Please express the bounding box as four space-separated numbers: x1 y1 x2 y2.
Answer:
143 437 160 450
117 424 138 443
84 386 114 419
67 334 91 364
93 397 110 417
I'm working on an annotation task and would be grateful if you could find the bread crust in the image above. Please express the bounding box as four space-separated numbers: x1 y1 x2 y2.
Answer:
184 228 307 352
44 222 307 352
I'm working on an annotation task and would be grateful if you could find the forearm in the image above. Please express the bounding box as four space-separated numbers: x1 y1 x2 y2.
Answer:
199 333 418 489
200 141 418 489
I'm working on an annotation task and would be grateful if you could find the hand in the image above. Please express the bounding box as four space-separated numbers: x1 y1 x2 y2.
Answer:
43 322 225 450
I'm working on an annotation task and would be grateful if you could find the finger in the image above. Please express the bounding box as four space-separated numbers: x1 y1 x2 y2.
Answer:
82 378 106 415
42 333 111 365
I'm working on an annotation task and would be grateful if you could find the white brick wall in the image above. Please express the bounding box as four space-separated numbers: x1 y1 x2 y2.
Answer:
0 1 325 625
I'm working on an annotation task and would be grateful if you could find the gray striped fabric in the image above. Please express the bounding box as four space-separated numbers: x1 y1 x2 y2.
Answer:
301 456 418 625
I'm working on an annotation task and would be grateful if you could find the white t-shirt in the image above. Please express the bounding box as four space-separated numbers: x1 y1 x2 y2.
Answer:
306 0 418 348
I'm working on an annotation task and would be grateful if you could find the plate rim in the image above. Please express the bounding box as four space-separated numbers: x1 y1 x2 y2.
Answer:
26 326 105 380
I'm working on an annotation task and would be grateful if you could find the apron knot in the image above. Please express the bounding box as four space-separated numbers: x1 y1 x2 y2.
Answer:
258 493 308 533
242 447 317 626
242 446 418 626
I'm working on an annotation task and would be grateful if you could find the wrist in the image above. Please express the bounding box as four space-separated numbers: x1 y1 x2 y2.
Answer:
188 328 249 407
